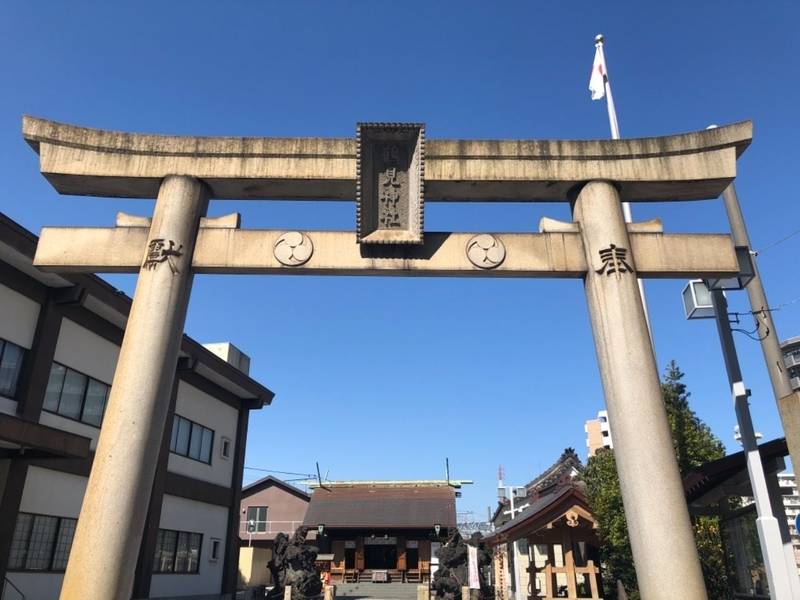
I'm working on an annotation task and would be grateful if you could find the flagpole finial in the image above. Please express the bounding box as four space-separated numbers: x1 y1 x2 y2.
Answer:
595 34 604 44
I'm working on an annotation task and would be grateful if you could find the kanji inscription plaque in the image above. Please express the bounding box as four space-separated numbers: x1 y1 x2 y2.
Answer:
356 122 425 244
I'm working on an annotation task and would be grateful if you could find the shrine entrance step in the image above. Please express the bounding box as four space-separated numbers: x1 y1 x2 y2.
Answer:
336 582 422 600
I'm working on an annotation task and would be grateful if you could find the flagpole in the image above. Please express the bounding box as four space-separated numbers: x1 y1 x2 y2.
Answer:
594 34 654 345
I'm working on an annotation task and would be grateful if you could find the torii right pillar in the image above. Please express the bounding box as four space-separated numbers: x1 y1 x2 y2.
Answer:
573 180 708 599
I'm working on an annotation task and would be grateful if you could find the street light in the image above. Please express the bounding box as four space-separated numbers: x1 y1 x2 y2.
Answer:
683 279 795 598
682 279 715 319
434 523 441 537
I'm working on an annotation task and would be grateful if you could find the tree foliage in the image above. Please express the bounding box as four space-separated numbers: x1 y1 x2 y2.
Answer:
583 361 729 600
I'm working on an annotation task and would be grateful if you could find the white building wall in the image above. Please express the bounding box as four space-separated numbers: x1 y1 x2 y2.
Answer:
149 494 229 599
52 318 119 384
0 283 40 415
4 572 64 600
7 467 89 600
168 380 238 487
0 283 40 349
39 318 121 448
19 466 86 518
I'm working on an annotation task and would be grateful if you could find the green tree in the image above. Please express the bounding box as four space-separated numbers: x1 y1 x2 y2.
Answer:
583 361 729 600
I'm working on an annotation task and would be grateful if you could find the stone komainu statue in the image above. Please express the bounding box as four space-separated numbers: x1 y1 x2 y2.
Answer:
267 526 323 600
431 531 493 600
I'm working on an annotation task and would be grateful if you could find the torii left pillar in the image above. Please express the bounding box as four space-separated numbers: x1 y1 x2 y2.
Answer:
59 176 208 600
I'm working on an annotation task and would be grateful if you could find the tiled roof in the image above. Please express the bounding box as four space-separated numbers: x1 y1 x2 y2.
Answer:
683 437 788 504
303 484 457 529
524 447 584 494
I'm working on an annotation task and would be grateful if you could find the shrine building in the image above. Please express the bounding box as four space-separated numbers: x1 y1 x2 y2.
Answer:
302 480 469 583
488 449 603 600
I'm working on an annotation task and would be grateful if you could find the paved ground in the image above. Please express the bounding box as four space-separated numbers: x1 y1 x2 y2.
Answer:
335 582 421 600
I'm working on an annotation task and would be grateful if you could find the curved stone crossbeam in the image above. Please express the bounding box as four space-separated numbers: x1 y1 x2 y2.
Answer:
22 116 751 202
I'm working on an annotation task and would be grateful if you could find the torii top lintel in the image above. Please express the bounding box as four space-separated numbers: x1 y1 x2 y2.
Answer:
22 116 751 202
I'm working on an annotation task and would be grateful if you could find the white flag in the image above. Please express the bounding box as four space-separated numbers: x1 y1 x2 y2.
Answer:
468 545 480 589
589 45 606 100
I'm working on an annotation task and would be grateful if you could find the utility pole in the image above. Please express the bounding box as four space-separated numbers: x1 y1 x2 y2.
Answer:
498 478 529 600
707 125 800 474
710 289 797 598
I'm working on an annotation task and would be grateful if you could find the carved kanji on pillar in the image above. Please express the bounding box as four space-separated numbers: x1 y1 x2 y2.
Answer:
595 244 633 279
142 238 183 273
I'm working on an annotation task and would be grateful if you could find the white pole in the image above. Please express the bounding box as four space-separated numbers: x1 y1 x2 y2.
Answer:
594 34 653 344
710 290 794 599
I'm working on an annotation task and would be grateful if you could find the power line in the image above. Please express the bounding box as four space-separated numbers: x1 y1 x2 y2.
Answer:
755 227 800 255
243 466 315 478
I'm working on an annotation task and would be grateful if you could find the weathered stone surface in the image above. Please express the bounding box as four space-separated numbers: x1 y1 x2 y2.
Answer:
23 116 751 201
58 176 208 600
267 527 322 600
575 181 708 599
34 227 739 279
431 531 492 600
356 123 424 244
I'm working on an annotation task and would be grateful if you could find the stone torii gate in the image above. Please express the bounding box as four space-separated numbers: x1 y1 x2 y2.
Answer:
24 117 754 600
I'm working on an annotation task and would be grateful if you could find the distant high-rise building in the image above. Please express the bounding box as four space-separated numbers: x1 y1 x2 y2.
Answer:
585 410 613 457
778 472 800 570
781 337 800 391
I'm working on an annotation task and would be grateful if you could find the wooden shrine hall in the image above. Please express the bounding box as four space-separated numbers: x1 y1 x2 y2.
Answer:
302 480 467 584
486 483 602 600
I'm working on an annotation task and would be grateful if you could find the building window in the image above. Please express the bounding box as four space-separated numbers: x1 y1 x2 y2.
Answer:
246 506 268 532
153 528 202 574
43 362 110 427
169 414 214 464
220 437 232 460
210 538 221 561
0 338 25 398
8 512 78 572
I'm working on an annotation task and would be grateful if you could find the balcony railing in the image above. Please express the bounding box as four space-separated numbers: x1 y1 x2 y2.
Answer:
240 520 305 536
784 353 800 369
791 376 800 391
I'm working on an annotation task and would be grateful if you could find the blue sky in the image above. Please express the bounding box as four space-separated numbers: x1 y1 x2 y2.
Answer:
1 1 799 518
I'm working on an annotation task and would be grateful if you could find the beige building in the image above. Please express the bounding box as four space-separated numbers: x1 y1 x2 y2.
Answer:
584 410 613 457
238 476 311 588
490 450 598 600
0 213 273 600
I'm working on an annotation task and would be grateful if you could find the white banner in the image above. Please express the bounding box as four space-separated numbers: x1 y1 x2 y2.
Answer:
468 545 480 589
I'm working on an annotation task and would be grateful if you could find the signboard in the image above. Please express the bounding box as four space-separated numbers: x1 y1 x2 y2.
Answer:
356 123 425 245
364 536 397 546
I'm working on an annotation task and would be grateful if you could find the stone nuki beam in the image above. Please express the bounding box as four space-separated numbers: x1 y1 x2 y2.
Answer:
23 116 751 202
34 227 739 279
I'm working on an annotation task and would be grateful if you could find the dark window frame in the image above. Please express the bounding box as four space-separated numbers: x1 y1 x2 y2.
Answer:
152 527 203 574
0 337 26 399
43 361 110 428
169 414 214 465
8 512 78 573
246 505 268 532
